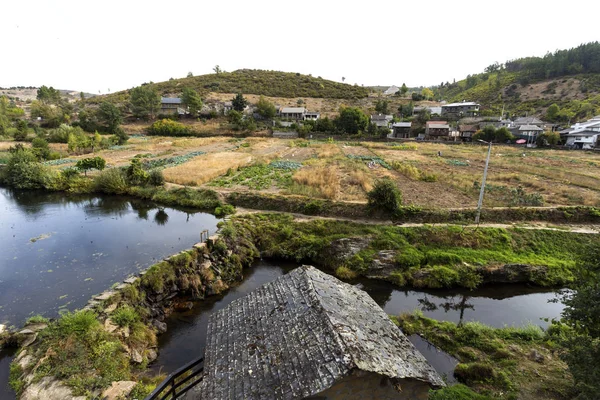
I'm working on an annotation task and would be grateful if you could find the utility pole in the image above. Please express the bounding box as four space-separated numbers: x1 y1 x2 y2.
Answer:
475 140 492 225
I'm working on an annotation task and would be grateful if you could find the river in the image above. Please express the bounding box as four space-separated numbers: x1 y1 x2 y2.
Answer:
0 188 566 397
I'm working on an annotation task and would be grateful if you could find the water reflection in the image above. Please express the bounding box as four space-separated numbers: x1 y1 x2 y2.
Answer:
0 187 219 326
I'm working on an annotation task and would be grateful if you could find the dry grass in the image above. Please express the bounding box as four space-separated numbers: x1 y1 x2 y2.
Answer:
292 166 340 199
163 152 252 185
347 169 373 192
171 137 224 148
315 143 342 158
0 141 27 150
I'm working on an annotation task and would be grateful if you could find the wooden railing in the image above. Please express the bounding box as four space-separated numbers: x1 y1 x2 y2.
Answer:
144 356 204 400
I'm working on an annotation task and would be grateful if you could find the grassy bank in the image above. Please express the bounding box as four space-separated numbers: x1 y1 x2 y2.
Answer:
227 192 600 224
220 213 600 288
394 312 574 400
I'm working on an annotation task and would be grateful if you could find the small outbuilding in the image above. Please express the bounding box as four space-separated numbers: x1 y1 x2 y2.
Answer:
192 266 444 400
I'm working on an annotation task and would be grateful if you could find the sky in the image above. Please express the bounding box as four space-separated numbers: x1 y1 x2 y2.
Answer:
2 0 599 94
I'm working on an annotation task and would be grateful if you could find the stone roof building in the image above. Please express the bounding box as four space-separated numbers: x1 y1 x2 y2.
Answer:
192 266 444 400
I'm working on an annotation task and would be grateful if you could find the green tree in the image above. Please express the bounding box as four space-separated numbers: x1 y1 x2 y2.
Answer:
546 103 560 121
415 108 431 125
126 158 148 185
4 147 48 189
75 157 106 176
367 178 402 215
97 101 123 134
213 65 222 74
30 100 67 128
558 245 600 399
256 96 276 119
31 137 51 160
494 127 514 142
421 88 434 100
398 102 414 118
536 131 560 147
187 72 193 78
375 99 389 114
400 83 408 96
14 120 29 141
335 107 368 134
181 88 203 117
129 85 160 119
228 110 243 126
231 93 248 112
36 86 61 104
314 117 335 132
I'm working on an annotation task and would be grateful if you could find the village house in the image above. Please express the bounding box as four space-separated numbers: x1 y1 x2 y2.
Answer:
413 106 442 116
371 114 393 128
303 111 320 121
441 102 480 118
279 107 307 120
511 124 544 143
425 120 450 139
564 130 599 149
383 85 399 95
560 115 600 143
512 116 545 128
160 97 185 115
392 122 412 138
192 266 444 400
459 124 479 141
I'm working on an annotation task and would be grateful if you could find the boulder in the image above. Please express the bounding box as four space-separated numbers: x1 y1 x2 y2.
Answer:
367 250 398 279
123 276 138 285
21 377 87 400
24 322 48 332
21 332 38 348
104 319 118 333
130 349 143 364
0 324 6 335
152 320 167 334
200 261 212 270
104 303 118 314
529 349 545 364
146 349 158 363
480 264 545 284
95 291 117 301
325 237 371 264
17 354 34 370
101 381 137 400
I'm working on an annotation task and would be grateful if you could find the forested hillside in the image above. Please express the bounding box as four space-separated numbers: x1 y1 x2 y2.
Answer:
437 42 600 120
90 69 369 105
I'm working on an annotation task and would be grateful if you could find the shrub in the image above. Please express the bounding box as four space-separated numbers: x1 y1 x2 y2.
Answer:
395 247 424 268
25 315 49 324
4 149 49 189
303 200 323 215
31 137 51 160
454 362 495 385
111 305 140 328
214 204 236 217
75 156 106 176
94 168 128 194
429 384 492 400
147 119 193 136
367 178 402 215
335 266 358 280
127 158 148 185
148 169 165 186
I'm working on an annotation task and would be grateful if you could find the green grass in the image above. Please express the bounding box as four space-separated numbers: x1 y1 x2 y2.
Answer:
395 312 574 399
25 315 49 325
220 213 599 288
208 162 299 190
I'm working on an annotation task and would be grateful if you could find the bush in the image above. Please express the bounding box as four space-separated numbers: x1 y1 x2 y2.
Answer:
4 149 49 189
94 168 128 194
367 178 402 215
148 169 165 186
147 119 193 136
214 204 236 217
429 384 492 400
127 158 148 185
75 156 106 176
335 266 358 280
31 137 51 160
111 305 140 328
454 362 495 385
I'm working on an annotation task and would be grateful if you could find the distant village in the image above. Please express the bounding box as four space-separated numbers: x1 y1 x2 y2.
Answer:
157 92 600 150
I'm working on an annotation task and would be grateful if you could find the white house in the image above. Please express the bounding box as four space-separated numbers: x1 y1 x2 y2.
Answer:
370 114 393 128
565 131 599 149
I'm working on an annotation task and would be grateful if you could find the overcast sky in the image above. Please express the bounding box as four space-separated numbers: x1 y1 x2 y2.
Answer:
2 0 599 94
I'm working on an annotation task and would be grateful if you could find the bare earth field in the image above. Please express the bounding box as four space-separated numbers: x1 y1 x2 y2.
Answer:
3 134 596 209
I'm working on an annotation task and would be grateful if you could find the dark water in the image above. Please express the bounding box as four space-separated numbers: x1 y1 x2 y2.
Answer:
0 187 219 399
0 187 219 326
154 260 564 380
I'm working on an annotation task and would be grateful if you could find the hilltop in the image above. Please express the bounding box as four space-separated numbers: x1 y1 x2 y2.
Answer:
437 42 600 120
89 69 369 105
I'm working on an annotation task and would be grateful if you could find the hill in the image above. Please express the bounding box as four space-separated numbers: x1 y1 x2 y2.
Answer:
437 42 600 121
90 69 369 105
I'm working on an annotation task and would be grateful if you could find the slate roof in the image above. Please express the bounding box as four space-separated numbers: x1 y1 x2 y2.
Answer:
392 122 411 128
196 266 443 400
519 124 544 131
280 107 306 114
161 97 182 104
371 114 393 121
514 116 543 125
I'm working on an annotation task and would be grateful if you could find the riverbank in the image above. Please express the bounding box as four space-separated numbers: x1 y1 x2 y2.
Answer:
7 230 255 399
5 210 590 399
394 312 574 400
220 213 600 289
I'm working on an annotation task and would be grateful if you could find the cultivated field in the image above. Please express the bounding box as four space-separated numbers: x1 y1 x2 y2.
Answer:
3 135 600 208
